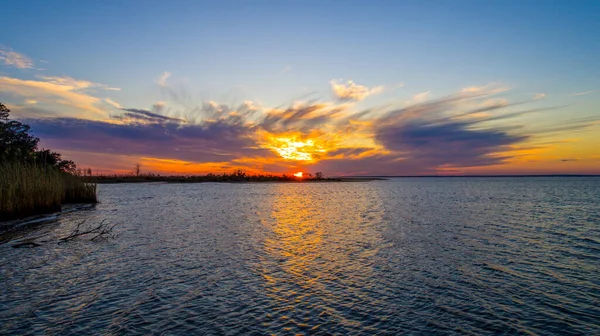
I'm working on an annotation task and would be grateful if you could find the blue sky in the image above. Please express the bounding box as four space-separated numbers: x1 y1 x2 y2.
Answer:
1 1 599 174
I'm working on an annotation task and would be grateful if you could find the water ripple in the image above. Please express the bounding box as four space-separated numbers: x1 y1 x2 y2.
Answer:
1 177 599 335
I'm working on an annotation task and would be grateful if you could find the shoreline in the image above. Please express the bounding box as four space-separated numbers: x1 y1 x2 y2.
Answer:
0 204 96 234
0 178 386 224
94 177 388 184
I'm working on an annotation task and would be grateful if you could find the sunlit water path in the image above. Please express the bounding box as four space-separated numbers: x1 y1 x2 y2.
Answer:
1 177 599 335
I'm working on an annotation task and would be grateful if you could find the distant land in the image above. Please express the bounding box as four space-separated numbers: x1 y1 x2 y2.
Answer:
350 174 600 178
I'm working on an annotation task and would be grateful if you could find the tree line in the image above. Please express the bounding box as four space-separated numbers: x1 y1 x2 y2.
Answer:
0 103 76 173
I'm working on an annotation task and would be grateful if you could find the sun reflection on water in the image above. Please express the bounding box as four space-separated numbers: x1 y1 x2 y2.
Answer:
256 184 386 330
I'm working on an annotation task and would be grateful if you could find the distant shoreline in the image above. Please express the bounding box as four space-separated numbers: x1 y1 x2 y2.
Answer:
348 175 600 178
95 177 388 184
91 175 600 184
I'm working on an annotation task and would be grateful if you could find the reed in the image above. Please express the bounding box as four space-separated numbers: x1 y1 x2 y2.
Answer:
63 168 98 204
0 162 97 221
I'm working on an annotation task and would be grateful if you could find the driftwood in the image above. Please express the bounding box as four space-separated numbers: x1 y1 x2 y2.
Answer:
59 219 117 243
11 220 117 248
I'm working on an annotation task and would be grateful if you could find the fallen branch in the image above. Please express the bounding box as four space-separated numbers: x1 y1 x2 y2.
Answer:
59 219 117 243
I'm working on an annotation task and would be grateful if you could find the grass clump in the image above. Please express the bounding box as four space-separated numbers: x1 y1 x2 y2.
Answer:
63 168 98 204
0 162 63 221
0 163 98 221
1 101 98 221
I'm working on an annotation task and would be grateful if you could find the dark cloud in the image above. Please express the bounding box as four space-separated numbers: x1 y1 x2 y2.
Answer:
376 120 527 168
17 86 599 174
119 108 183 122
364 92 576 171
25 117 270 164
260 103 344 134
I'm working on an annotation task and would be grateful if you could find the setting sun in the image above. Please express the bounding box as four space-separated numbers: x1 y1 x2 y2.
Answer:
293 172 303 178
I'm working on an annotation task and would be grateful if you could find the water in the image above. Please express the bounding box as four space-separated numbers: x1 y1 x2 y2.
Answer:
1 177 599 335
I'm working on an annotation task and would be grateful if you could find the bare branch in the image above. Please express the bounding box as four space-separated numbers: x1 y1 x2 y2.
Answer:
59 219 117 243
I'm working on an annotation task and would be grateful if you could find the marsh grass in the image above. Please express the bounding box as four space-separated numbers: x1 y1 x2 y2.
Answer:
63 168 98 204
0 163 98 221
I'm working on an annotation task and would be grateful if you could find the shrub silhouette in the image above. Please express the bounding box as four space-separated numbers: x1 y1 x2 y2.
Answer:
0 103 97 221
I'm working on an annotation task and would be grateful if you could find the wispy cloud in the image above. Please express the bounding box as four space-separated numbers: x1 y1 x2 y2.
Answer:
14 80 598 175
157 71 171 87
104 98 122 109
0 46 34 69
412 91 430 103
118 107 183 123
280 65 292 74
330 80 384 101
461 86 486 93
39 76 121 91
534 93 546 100
0 75 119 117
461 84 508 95
571 90 595 97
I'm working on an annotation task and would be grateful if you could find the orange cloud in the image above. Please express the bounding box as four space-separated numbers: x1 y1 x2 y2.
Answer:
330 80 383 101
15 81 600 175
0 75 120 118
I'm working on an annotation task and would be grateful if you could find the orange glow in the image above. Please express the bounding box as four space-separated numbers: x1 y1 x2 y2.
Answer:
266 136 327 161
293 172 303 178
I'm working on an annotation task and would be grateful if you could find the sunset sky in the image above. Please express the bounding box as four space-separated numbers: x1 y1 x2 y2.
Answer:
1 1 599 175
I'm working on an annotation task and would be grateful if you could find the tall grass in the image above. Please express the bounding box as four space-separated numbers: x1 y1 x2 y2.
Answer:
63 168 98 204
0 163 97 221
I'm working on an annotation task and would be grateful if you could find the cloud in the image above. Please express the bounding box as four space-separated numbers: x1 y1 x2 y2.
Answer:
0 46 34 69
571 90 594 97
313 88 590 175
105 98 122 109
461 86 486 93
38 76 120 91
0 76 113 117
376 120 526 168
157 71 171 86
260 102 345 134
13 82 597 175
118 107 183 123
412 91 430 103
330 80 384 101
368 90 536 169
280 65 292 74
25 116 269 165
534 93 546 100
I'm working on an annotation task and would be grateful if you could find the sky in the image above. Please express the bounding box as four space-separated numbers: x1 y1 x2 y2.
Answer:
1 0 599 176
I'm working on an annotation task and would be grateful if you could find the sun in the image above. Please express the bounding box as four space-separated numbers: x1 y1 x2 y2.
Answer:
293 172 303 178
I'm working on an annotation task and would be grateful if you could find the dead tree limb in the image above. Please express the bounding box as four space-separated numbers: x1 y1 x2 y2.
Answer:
59 219 116 243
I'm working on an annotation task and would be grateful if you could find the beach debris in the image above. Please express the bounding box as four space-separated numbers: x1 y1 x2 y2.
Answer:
59 219 117 243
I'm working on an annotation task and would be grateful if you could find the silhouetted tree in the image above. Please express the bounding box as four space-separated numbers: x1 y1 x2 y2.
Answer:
0 103 39 162
1 103 78 172
34 149 77 173
133 163 142 177
314 172 324 179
